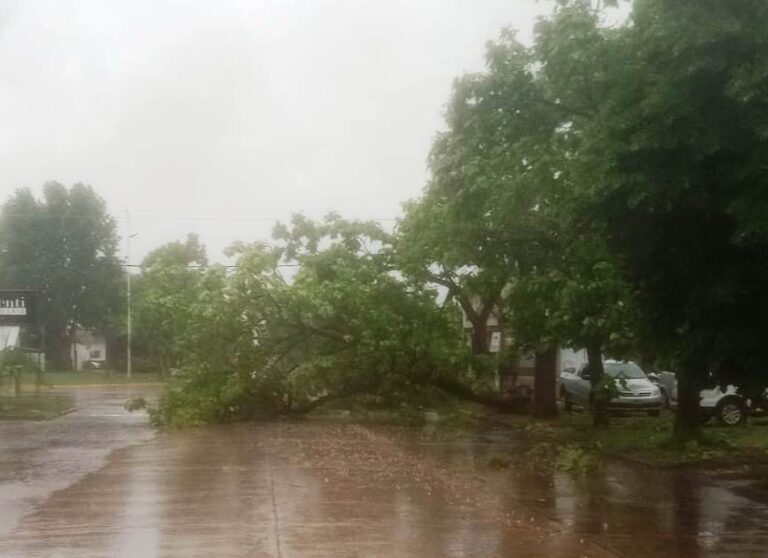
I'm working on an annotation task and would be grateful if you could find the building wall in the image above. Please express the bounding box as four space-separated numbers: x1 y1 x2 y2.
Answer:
503 347 588 393
0 325 20 350
557 347 588 375
71 329 107 370
0 325 46 370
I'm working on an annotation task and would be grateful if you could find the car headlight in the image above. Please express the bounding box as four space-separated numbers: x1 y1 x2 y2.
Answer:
652 387 660 396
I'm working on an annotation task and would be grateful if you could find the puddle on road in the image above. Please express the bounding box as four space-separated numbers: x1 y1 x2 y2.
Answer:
0 385 159 541
411 423 768 557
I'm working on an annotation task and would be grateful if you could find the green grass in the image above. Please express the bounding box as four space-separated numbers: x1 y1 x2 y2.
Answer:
515 411 768 467
0 392 76 420
19 369 163 386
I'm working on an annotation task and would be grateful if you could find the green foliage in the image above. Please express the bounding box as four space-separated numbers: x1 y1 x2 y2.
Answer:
0 347 38 372
518 413 768 467
0 347 42 395
396 1 637 379
411 0 768 435
145 0 768 439
513 439 600 475
591 374 625 407
564 0 768 432
149 382 228 427
141 233 207 268
556 446 601 474
131 234 210 373
153 215 480 426
395 22 564 361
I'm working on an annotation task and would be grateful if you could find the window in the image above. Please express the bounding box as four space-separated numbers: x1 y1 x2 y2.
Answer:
604 362 646 380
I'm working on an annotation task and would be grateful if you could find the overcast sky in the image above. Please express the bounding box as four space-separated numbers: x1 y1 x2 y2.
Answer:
0 0 554 263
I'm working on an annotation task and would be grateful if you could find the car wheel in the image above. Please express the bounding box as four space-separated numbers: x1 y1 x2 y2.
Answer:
715 397 746 426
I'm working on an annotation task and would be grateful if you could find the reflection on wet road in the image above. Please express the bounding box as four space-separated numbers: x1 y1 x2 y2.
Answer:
0 386 157 538
2 389 768 557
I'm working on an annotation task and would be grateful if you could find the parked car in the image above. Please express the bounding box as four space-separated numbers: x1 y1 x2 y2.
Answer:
648 371 759 426
560 360 664 416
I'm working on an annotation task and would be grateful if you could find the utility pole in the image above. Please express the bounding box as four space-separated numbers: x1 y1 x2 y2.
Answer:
126 212 137 380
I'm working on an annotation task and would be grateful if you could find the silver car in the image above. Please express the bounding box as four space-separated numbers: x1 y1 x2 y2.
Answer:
560 360 664 416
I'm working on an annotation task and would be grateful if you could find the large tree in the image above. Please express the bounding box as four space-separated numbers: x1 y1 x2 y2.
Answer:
0 182 122 368
396 34 567 417
397 2 628 418
577 0 768 437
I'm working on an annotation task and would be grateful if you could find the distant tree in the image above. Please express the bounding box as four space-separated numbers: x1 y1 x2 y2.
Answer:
141 233 207 269
0 183 122 368
131 234 208 375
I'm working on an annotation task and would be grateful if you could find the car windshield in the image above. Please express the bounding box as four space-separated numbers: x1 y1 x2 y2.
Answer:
604 362 647 380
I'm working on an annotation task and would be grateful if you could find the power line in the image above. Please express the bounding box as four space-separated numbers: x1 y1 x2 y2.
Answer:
0 212 399 223
0 262 301 270
121 263 300 269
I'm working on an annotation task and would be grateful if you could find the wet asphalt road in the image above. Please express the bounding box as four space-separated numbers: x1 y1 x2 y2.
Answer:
0 386 157 539
2 387 768 557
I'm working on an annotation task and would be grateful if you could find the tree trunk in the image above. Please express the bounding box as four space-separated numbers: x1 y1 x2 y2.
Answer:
429 376 529 413
456 294 493 355
470 319 489 354
290 389 358 414
533 346 559 418
288 376 530 416
46 332 71 371
71 330 78 372
674 359 703 440
586 342 609 427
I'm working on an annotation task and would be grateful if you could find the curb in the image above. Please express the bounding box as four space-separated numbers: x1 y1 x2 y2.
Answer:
18 383 164 389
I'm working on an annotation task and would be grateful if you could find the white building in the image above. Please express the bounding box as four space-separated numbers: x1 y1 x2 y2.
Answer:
70 328 107 370
460 298 588 391
0 325 20 350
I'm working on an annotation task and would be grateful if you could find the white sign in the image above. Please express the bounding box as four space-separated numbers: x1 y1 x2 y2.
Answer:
0 299 27 316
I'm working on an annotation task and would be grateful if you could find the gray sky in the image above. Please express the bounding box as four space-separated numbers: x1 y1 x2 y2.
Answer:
0 0 553 263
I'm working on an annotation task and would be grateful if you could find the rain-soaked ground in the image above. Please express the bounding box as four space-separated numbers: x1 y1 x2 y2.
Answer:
2 387 768 557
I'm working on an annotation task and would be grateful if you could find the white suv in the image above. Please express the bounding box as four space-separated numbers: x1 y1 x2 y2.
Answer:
650 371 756 426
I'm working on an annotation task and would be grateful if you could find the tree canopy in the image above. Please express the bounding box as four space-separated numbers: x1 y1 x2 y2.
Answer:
130 234 210 374
152 216 527 426
0 182 122 368
569 0 768 434
8 1 757 439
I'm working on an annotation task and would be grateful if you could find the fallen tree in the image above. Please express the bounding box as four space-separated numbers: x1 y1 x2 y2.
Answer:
152 216 528 427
